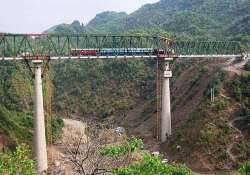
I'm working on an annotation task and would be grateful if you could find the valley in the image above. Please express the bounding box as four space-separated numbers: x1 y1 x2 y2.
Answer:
47 57 249 174
0 0 250 174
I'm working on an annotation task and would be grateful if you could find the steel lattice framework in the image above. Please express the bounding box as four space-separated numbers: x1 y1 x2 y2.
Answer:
170 41 243 55
0 33 244 59
0 34 163 58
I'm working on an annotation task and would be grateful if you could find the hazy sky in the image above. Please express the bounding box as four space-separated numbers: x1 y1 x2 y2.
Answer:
0 0 159 33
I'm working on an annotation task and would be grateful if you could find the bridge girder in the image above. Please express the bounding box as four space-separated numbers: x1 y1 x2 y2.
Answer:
0 33 245 59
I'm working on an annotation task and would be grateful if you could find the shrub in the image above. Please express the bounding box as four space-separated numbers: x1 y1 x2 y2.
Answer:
244 62 250 71
102 137 192 175
229 74 250 100
101 137 143 156
113 153 192 175
239 162 250 175
52 116 64 140
204 71 226 98
0 145 36 175
214 99 230 110
240 104 250 117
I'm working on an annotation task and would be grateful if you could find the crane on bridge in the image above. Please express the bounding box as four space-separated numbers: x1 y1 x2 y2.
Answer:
0 33 247 174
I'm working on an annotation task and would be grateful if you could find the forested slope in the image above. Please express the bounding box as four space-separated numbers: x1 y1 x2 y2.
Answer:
47 0 250 41
52 59 156 119
0 62 63 147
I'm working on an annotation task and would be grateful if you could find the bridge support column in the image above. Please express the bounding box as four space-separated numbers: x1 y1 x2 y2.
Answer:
33 60 48 174
161 60 172 142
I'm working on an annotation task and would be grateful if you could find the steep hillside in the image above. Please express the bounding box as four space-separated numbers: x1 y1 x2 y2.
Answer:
163 64 250 171
52 59 156 118
0 105 32 145
0 62 32 112
0 61 63 147
226 15 250 39
85 58 249 172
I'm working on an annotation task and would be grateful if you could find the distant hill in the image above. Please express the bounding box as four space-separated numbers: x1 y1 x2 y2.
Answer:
226 15 250 38
86 11 127 33
45 20 86 34
45 0 250 39
86 0 250 39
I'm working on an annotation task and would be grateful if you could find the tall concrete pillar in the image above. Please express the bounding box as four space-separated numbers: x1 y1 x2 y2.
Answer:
161 61 172 142
33 60 48 173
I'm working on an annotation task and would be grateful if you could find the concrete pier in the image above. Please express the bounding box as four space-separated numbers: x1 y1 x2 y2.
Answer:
161 61 172 142
33 60 48 173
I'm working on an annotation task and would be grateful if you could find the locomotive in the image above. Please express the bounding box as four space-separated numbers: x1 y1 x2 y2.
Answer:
70 48 167 57
71 49 99 56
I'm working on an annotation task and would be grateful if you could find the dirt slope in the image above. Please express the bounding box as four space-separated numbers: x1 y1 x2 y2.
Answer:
48 119 87 175
223 57 250 75
118 58 249 173
162 58 250 172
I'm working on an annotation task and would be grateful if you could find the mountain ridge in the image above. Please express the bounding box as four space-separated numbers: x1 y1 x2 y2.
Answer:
45 20 85 34
45 0 250 41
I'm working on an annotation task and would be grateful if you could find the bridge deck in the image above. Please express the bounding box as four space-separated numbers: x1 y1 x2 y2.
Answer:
177 54 243 58
0 54 244 61
0 55 159 61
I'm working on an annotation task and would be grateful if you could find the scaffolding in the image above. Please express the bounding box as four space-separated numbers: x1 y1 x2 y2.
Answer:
155 59 162 141
44 65 53 145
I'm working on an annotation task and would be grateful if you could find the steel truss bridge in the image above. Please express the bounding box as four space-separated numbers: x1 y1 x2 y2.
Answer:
0 33 247 173
0 33 245 60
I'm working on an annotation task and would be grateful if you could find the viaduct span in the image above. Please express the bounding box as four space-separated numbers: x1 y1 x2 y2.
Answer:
0 33 245 173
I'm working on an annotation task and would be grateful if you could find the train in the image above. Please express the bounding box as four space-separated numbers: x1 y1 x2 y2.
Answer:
70 48 166 57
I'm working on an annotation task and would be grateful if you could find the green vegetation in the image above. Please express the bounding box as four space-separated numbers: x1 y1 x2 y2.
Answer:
113 153 192 175
229 74 250 130
239 162 250 175
0 0 249 173
101 137 192 175
102 137 143 156
213 99 230 111
0 105 32 143
51 116 64 140
204 70 226 98
188 65 208 90
0 62 32 112
45 20 85 33
52 59 156 118
229 74 250 101
86 11 127 33
244 62 250 71
0 145 36 175
0 60 63 145
47 0 250 43
166 71 250 170
0 104 63 144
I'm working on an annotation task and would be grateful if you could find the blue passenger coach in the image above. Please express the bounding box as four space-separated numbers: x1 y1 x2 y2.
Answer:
71 48 165 57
